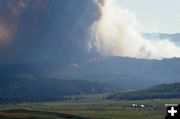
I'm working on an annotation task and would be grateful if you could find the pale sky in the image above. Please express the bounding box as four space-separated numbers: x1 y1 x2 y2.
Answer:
119 0 180 33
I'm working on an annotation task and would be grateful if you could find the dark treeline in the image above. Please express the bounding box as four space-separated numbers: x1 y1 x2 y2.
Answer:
107 82 180 100
0 77 114 104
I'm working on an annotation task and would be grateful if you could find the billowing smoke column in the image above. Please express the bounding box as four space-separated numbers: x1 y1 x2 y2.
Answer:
1 0 180 65
90 0 180 59
0 0 99 64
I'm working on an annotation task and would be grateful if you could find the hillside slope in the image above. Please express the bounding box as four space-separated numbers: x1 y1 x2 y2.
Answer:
0 77 114 103
107 82 180 100
1 56 180 91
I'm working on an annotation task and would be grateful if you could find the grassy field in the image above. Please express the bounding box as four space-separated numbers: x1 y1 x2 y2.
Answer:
0 98 179 119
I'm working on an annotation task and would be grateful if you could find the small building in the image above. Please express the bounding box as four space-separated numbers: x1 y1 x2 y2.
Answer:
131 104 138 107
140 105 145 108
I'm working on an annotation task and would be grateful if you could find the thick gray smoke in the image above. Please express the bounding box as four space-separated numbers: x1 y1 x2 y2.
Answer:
0 0 99 64
1 0 179 65
90 0 180 59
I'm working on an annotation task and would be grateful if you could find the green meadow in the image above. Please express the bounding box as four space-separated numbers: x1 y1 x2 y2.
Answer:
0 99 179 119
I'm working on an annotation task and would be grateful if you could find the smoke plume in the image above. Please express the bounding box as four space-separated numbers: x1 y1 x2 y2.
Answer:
0 0 29 42
90 0 180 59
0 0 98 64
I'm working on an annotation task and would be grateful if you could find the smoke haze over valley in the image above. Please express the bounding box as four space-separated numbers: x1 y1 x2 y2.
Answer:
0 0 180 102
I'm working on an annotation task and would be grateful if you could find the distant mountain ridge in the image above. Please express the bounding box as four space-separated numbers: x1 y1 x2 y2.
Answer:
64 56 180 90
1 56 180 91
143 33 180 44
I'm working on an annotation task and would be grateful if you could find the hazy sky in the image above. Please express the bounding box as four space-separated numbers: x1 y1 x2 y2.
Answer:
119 0 180 33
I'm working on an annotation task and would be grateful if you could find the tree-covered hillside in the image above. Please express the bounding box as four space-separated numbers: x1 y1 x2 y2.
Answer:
0 77 114 103
107 82 180 100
